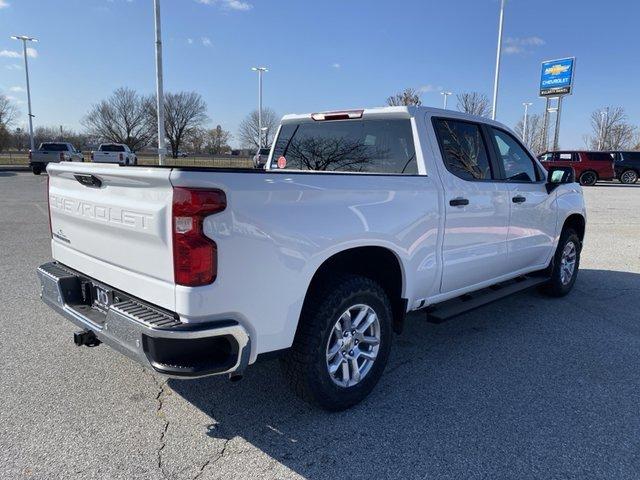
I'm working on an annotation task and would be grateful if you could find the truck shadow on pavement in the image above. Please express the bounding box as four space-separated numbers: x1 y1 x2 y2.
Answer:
168 268 640 479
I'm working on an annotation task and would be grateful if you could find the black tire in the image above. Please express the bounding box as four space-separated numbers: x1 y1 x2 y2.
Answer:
579 171 598 186
541 228 581 297
281 275 393 411
619 169 638 184
31 165 42 175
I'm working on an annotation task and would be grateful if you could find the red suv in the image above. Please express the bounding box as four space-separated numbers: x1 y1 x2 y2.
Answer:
538 151 615 186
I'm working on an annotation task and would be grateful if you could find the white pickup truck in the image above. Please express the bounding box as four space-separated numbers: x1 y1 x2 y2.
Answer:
29 142 83 175
38 106 586 410
90 143 137 165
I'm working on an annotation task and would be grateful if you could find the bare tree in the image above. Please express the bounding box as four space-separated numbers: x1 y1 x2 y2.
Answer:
184 127 207 154
514 113 546 154
584 107 636 151
162 92 208 158
456 92 491 117
386 88 422 107
206 125 232 154
82 87 155 151
237 108 278 149
0 95 19 151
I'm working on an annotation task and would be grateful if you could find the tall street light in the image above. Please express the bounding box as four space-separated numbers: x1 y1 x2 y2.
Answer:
522 102 532 142
440 91 453 109
251 67 268 147
491 0 506 120
10 35 37 151
153 0 167 165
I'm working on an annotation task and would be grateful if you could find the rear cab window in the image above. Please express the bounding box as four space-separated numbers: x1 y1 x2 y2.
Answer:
41 143 68 152
270 118 418 174
100 144 126 152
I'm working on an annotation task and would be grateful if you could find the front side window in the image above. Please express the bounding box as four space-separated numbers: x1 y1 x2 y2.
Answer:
490 128 539 182
434 119 493 181
270 119 418 174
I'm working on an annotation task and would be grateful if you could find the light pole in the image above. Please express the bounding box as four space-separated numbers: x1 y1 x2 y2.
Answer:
251 66 268 147
10 35 37 151
440 91 453 109
598 109 608 151
491 0 506 120
153 0 167 165
521 102 532 142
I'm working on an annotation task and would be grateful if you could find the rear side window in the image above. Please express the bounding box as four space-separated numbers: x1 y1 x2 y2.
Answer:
587 152 613 162
258 148 270 155
270 119 418 174
434 119 493 181
41 143 67 152
100 144 125 152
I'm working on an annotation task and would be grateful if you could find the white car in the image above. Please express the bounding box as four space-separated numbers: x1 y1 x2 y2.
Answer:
39 106 585 410
253 147 271 168
29 142 83 175
91 143 137 165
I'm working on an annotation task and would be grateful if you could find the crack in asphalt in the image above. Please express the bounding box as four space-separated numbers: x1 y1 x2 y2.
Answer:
192 437 231 480
143 368 171 479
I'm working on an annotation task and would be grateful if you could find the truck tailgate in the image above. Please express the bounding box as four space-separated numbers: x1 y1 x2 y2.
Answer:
47 163 175 310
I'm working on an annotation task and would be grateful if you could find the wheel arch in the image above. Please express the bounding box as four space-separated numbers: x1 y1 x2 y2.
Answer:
561 213 586 242
301 246 408 334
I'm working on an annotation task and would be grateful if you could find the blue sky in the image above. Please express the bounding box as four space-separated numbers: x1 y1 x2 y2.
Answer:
1 0 638 148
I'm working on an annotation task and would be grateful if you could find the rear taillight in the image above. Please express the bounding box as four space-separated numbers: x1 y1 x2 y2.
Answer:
90 152 94 161
119 153 124 162
46 175 52 237
59 152 64 161
29 150 32 161
172 187 226 287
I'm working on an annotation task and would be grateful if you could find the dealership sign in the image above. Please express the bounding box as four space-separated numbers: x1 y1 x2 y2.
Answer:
539 57 575 97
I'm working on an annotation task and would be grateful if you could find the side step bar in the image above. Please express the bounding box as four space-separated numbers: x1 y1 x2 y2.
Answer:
426 276 549 324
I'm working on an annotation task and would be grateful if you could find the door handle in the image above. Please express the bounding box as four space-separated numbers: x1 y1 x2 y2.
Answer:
449 198 469 207
512 195 526 203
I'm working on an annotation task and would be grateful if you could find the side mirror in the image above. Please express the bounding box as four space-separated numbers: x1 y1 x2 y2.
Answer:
546 166 575 193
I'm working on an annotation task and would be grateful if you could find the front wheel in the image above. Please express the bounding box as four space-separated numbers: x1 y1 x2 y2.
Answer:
281 275 393 411
579 171 598 186
541 228 581 297
620 169 638 184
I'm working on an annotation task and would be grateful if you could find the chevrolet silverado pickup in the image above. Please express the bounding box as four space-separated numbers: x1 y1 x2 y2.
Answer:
38 106 586 410
90 143 138 165
29 142 83 175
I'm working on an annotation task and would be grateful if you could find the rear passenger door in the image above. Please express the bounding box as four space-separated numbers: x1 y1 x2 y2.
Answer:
432 118 511 294
487 128 557 272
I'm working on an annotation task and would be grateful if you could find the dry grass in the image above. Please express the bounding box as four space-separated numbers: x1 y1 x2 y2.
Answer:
0 152 253 169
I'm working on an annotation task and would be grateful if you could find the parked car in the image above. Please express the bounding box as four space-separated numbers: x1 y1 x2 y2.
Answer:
610 151 640 184
91 143 137 165
38 106 586 410
253 147 271 169
538 150 615 186
177 151 189 158
29 142 83 175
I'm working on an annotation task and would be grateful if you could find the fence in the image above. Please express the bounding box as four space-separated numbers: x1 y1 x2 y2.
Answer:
0 151 253 169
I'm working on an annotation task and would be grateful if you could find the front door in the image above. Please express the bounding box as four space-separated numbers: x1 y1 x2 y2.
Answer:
488 127 557 271
432 118 511 294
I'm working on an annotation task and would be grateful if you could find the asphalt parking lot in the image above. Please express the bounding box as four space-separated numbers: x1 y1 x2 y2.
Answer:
1 171 639 480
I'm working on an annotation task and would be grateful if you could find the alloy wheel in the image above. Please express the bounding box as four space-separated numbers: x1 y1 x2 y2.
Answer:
325 304 381 388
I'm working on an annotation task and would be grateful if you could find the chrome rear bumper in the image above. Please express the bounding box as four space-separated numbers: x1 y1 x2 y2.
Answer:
37 262 251 378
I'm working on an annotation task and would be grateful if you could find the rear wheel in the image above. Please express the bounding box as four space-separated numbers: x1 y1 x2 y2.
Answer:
31 165 42 175
579 171 598 186
281 275 393 411
620 169 638 184
541 228 581 297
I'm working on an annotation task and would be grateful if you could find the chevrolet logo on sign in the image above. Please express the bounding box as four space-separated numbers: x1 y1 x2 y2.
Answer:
545 64 570 76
